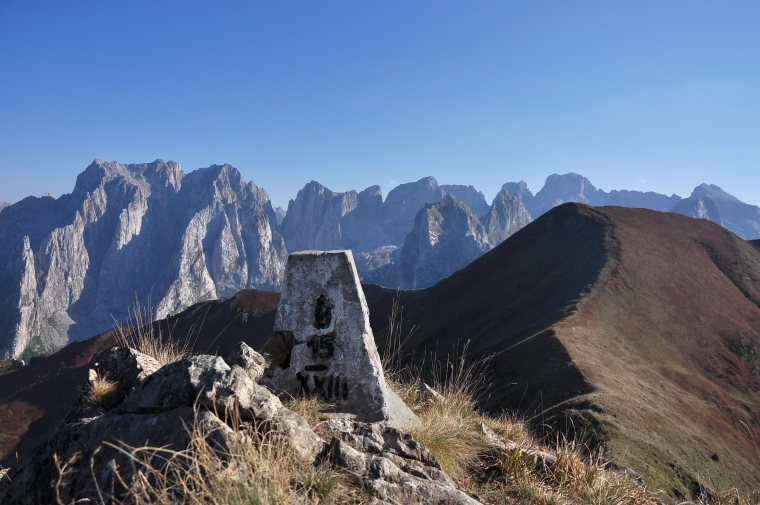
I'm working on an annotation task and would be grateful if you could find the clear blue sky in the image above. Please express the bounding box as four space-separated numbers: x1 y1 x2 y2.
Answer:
1 1 759 208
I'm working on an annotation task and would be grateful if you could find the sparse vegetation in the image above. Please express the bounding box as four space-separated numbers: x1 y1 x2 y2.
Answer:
113 299 189 367
393 353 663 505
98 413 355 505
84 373 120 410
284 395 328 428
52 354 759 505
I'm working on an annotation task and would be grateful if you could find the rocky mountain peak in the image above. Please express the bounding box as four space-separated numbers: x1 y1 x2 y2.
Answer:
73 159 184 202
526 173 602 217
541 172 597 200
691 183 740 202
399 194 490 289
0 160 286 359
281 181 360 252
500 181 532 200
440 184 489 216
383 176 445 245
483 190 533 246
358 184 383 204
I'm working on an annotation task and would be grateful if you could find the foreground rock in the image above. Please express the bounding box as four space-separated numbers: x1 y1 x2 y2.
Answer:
266 250 418 429
0 345 478 505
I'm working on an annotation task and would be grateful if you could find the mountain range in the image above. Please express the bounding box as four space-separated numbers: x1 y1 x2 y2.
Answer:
2 203 758 499
2 159 760 359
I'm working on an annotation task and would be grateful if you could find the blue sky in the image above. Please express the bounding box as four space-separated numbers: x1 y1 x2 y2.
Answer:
1 1 759 208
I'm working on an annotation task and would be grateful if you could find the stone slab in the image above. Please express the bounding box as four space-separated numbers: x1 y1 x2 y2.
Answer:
269 250 417 429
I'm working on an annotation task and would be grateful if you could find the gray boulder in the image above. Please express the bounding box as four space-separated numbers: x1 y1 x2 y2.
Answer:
324 417 481 505
224 341 267 383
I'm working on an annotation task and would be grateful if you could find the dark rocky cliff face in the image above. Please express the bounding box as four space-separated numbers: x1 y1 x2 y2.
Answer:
0 160 286 359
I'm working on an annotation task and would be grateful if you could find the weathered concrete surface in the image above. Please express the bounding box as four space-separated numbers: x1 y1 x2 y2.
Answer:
267 250 418 429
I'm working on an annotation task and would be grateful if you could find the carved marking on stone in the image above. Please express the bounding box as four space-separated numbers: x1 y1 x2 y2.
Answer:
313 294 333 329
295 371 350 401
307 333 335 359
269 250 418 428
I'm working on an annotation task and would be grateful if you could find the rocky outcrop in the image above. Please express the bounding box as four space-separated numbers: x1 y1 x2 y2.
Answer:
382 176 446 245
0 159 286 359
482 189 533 246
672 183 760 239
281 181 385 253
0 345 479 505
440 184 489 216
322 417 481 505
399 195 491 289
281 181 361 252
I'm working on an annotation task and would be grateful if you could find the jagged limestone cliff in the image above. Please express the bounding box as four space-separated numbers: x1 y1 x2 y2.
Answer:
0 159 286 359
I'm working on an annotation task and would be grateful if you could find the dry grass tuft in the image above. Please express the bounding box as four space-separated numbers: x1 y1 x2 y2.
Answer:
84 373 120 410
101 413 353 505
411 389 486 483
284 395 328 428
113 300 189 367
685 488 760 505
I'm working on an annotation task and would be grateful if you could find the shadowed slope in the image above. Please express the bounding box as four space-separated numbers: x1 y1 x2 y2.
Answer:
367 203 760 497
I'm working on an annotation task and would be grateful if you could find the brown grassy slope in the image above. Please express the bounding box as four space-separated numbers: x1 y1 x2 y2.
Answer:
0 333 116 466
554 206 760 494
366 203 619 417
366 204 760 496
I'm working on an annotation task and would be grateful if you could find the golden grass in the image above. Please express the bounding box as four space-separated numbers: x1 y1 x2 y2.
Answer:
411 389 486 483
389 343 666 505
284 395 328 428
113 300 189 367
84 373 120 410
99 414 356 505
684 488 760 505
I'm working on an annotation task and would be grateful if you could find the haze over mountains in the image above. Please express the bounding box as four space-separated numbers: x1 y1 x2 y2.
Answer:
2 159 760 360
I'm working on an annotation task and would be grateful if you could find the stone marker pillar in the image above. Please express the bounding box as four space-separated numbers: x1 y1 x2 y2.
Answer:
268 250 418 429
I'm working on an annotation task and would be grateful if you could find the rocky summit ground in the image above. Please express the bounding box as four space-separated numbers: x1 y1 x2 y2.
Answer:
1 203 759 502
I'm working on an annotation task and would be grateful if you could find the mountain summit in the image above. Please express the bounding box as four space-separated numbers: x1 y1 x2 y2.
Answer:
0 160 285 359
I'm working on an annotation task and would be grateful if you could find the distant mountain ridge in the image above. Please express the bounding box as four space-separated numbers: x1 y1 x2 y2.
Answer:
2 160 760 359
0 160 285 359
672 183 760 239
502 172 682 217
